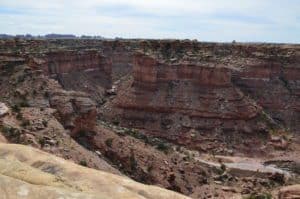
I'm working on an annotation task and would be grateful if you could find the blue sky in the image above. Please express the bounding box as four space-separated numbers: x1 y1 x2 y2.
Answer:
0 0 299 43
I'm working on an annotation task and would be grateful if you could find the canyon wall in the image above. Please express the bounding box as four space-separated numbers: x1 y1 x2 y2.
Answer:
122 52 258 120
28 49 112 104
2 39 299 137
111 53 267 151
232 53 300 132
101 40 136 80
104 42 300 150
46 50 111 76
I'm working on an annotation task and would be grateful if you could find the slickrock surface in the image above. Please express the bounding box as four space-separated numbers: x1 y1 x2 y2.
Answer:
0 143 190 199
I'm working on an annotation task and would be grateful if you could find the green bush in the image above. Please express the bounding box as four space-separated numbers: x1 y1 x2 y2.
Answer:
244 193 272 199
112 119 119 126
105 138 114 147
42 120 48 127
1 126 20 138
12 104 21 112
16 113 23 120
21 119 30 127
130 153 137 171
38 137 46 147
19 100 29 107
156 142 170 152
79 160 88 167
32 89 37 96
220 163 227 173
44 91 50 98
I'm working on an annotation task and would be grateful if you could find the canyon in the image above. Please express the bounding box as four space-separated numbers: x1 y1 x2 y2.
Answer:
0 38 299 199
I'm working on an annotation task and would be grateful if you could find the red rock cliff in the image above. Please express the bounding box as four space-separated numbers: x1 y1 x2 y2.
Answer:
111 52 264 149
28 49 112 103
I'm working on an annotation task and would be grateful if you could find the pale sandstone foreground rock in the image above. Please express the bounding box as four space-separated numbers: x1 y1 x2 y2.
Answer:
279 184 300 199
0 143 190 199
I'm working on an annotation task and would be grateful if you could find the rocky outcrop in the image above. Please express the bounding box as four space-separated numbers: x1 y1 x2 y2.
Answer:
28 49 112 104
0 143 190 199
232 61 300 133
122 52 259 119
110 52 265 149
0 103 118 173
102 40 136 80
0 56 98 138
0 102 9 117
49 90 97 136
28 50 111 76
100 42 300 150
89 124 211 196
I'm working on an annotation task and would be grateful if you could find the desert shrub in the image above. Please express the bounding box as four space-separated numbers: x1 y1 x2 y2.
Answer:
279 76 291 92
19 100 29 107
112 118 119 126
105 138 114 147
16 113 23 120
130 153 137 171
17 75 25 83
147 164 154 172
1 126 12 135
42 120 48 127
77 130 87 137
79 160 88 167
124 128 145 139
244 193 272 199
1 126 21 138
220 163 227 173
44 91 50 98
12 104 21 112
156 142 170 152
21 119 30 127
38 137 46 147
32 89 37 96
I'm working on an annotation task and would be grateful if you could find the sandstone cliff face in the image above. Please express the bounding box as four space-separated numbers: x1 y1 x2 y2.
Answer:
112 52 264 149
28 50 111 76
135 41 300 134
125 52 258 119
102 40 136 81
232 61 300 132
28 49 112 104
96 42 300 153
0 143 190 199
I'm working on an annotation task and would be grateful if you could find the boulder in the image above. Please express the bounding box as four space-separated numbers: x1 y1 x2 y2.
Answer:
0 102 9 117
49 90 97 137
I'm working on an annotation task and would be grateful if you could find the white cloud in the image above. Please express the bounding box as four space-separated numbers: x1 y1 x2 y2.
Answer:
0 0 299 42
